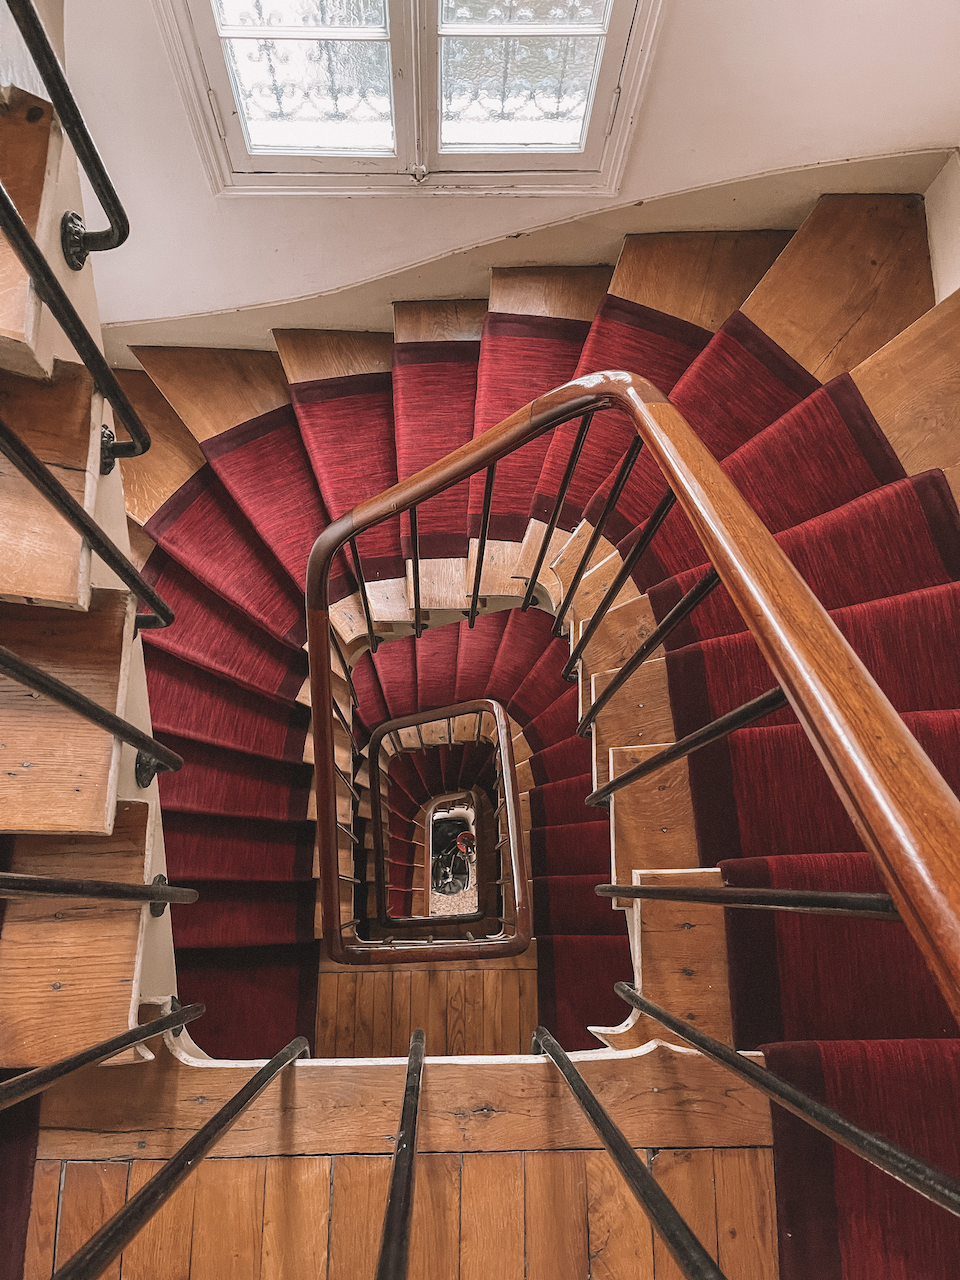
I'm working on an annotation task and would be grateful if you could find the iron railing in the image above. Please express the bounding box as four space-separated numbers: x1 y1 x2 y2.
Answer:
596 881 900 918
374 1030 426 1280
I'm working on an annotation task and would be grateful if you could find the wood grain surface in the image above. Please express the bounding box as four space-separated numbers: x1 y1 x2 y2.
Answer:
132 348 290 441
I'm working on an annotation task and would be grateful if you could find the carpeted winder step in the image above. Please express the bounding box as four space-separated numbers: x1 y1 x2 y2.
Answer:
648 470 960 651
720 852 959 1048
533 874 625 936
528 822 611 878
162 812 315 882
139 549 307 702
155 735 314 823
519 735 593 788
171 881 316 948
537 934 632 1051
664 582 960 740
764 1038 960 1280
144 648 311 762
528 774 598 827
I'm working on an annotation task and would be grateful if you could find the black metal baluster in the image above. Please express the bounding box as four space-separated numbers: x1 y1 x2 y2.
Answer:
0 1005 204 1112
561 488 677 681
375 1030 426 1280
51 1037 309 1280
520 411 594 612
0 872 197 907
595 883 899 918
531 1026 728 1280
552 436 643 638
0 645 182 786
467 465 496 628
578 568 721 737
349 537 380 655
409 505 424 638
586 686 788 806
330 629 358 708
615 983 960 1220
0 418 173 628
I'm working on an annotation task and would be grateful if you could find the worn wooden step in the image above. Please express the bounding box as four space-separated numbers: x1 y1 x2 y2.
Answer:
590 658 673 789
114 367 206 528
474 266 612 600
608 746 698 890
591 868 733 1053
0 87 60 379
575 595 657 686
0 588 135 833
0 362 99 609
0 799 153 1067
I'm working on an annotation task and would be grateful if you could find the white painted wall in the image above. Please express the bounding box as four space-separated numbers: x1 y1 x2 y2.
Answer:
927 152 960 302
65 0 960 333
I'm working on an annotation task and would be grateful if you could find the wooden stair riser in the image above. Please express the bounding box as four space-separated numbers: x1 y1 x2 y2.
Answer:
590 658 674 789
608 748 698 891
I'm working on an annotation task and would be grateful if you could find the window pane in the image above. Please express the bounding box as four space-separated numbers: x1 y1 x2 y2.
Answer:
440 0 607 27
215 0 386 31
440 35 600 149
225 37 395 152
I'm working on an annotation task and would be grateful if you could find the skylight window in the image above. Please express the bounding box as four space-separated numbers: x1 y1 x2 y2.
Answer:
159 0 661 192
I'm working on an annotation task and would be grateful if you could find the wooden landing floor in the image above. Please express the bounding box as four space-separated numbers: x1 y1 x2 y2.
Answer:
316 946 538 1057
24 1146 778 1279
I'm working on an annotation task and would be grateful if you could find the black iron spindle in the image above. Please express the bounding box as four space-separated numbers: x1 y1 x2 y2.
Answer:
615 984 960 1220
0 418 173 628
552 436 643 638
349 537 380 655
520 411 594 612
375 1030 426 1280
578 568 721 737
0 872 197 906
596 883 899 918
0 645 182 785
586 685 788 806
330 630 358 708
561 488 677 681
0 1004 204 1112
468 464 496 628
531 1026 728 1280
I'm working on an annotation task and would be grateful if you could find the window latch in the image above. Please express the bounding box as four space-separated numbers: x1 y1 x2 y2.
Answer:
408 164 428 183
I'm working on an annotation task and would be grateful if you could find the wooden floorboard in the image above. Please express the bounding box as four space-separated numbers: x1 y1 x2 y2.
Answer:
461 1152 525 1280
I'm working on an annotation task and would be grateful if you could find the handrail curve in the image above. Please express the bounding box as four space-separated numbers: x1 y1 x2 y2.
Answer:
307 371 960 1013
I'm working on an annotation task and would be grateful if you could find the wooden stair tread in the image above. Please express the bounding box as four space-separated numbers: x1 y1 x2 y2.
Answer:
0 88 57 376
575 595 657 686
488 266 613 321
393 300 487 343
0 362 98 608
608 747 698 885
0 589 135 833
850 286 960 474
590 658 673 789
131 347 290 442
609 230 793 331
0 800 151 1067
740 192 935 380
273 329 394 383
115 368 205 524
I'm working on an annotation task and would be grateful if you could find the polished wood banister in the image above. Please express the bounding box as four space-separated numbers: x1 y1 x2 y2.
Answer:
307 371 960 1011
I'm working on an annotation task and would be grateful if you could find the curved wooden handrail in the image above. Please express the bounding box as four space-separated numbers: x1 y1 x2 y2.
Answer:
308 372 960 1014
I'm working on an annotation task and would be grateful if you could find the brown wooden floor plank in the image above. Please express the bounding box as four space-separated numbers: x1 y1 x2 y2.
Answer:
261 1157 332 1280
355 972 377 1058
426 970 449 1057
372 971 393 1057
519 969 539 1049
482 972 503 1055
391 970 412 1056
714 1148 779 1280
55 1162 129 1279
22 1160 61 1280
525 1150 589 1280
460 1153 524 1280
121 1159 197 1280
462 970 484 1055
409 1153 461 1280
334 974 357 1059
315 973 340 1058
409 971 431 1048
499 971 521 1054
651 1149 718 1280
328 1155 391 1280
190 1158 266 1280
446 971 467 1056
585 1148 655 1279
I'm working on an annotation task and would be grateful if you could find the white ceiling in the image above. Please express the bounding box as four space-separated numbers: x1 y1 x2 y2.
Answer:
63 0 960 360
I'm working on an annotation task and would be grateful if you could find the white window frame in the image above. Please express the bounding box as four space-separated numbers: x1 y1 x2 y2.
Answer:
152 0 665 196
